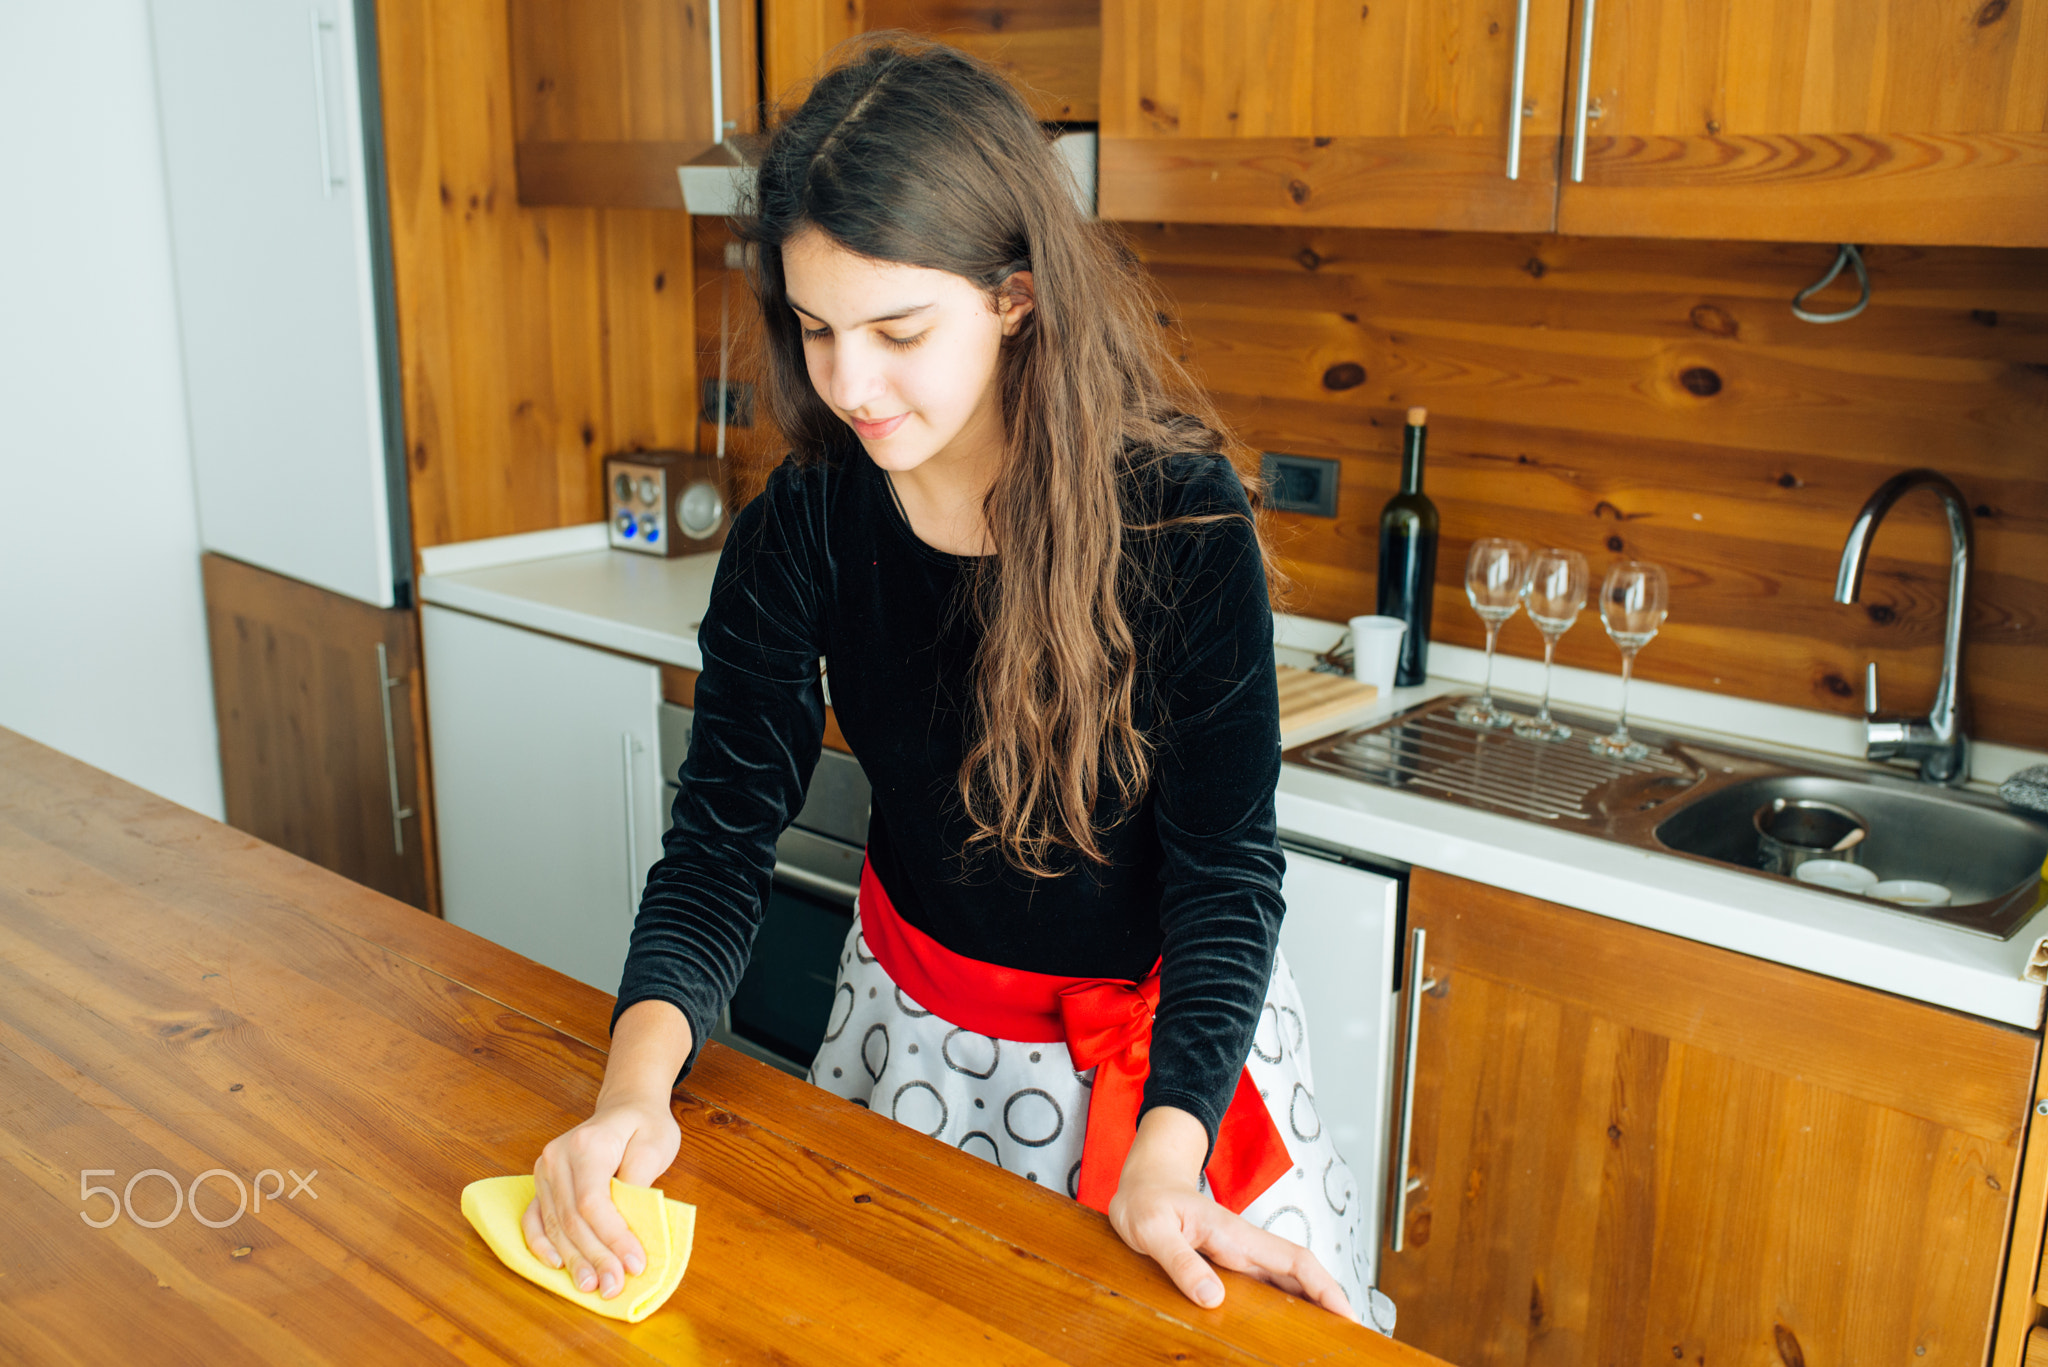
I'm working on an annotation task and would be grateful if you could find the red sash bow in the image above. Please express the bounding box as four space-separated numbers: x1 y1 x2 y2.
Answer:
854 859 1292 1215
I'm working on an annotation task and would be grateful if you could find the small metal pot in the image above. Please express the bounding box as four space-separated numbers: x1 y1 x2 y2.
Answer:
1754 797 1869 875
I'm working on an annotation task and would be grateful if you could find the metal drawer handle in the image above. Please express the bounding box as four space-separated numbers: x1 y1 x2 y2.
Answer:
1570 0 1599 182
374 643 414 856
1506 0 1532 179
1390 926 1437 1254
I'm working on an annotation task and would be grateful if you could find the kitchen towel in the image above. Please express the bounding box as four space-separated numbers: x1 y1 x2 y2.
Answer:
460 1175 696 1322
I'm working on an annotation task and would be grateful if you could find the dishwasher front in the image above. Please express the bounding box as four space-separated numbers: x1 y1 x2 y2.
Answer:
1277 838 1404 1294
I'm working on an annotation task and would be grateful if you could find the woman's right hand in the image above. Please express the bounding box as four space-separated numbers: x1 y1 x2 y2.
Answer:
520 1091 682 1299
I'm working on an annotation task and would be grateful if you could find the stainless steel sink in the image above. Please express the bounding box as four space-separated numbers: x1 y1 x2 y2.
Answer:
1651 774 2048 934
1287 694 2048 939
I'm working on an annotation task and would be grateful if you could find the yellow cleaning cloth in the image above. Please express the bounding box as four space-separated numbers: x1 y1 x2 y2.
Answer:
460 1175 697 1323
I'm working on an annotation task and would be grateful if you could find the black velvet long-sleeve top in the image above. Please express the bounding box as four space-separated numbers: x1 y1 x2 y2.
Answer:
612 442 1285 1153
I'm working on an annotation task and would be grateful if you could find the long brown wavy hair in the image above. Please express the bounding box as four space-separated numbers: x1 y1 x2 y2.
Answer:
733 35 1280 877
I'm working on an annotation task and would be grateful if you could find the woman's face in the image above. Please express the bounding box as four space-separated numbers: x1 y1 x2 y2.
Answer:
782 226 1032 477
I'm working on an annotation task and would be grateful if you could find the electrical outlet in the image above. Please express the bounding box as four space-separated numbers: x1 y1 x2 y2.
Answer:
699 378 755 428
1262 452 1340 517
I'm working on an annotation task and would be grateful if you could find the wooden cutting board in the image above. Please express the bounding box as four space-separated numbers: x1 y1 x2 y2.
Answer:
1276 664 1378 743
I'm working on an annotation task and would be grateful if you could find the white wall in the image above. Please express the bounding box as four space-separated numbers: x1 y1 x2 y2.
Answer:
0 1 224 819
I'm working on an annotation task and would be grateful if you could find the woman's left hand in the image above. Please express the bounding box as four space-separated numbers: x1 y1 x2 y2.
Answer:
1107 1107 1354 1320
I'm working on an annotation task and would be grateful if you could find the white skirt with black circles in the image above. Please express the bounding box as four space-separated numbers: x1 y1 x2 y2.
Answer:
806 906 1397 1335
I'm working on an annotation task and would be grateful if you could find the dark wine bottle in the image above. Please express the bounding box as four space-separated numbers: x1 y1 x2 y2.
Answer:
1375 406 1439 687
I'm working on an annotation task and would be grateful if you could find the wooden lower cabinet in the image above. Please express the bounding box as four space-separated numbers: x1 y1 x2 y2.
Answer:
202 554 436 914
1383 868 2038 1367
1989 1060 2048 1367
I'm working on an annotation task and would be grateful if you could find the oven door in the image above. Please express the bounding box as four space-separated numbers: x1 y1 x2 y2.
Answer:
1276 837 1405 1292
715 826 861 1076
660 701 873 1078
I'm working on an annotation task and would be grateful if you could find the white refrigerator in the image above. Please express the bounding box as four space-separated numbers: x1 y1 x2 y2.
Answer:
150 0 410 607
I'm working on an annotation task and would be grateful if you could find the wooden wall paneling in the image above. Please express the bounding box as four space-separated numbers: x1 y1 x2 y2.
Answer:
509 0 759 208
377 0 701 551
694 220 786 511
863 0 1102 121
1558 0 2048 246
1388 868 2035 1367
1099 0 1572 231
1127 224 2048 748
202 554 437 915
604 210 701 448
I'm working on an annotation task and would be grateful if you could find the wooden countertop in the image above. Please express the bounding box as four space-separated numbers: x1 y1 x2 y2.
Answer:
0 728 1434 1365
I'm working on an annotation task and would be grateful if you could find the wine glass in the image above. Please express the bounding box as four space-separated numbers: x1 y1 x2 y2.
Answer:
1455 538 1531 728
1590 560 1669 761
1512 548 1588 742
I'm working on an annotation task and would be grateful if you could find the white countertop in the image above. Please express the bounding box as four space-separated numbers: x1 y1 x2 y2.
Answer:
420 523 718 671
421 523 2048 1031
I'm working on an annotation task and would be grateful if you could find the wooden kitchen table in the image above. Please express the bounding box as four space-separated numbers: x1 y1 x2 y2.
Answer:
0 728 1430 1365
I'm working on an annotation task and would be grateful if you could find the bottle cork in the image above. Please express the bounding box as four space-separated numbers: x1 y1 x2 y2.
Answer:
1407 406 1428 426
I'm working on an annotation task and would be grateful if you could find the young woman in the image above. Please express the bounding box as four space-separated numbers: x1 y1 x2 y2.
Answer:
520 36 1395 1334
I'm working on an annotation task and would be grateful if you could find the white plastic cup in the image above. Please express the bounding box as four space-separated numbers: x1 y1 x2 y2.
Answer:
1348 615 1408 695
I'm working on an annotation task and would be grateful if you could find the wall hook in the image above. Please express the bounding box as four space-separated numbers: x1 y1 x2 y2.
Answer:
1791 244 1871 324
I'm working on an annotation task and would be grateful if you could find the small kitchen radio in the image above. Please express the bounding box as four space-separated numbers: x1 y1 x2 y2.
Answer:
602 450 729 557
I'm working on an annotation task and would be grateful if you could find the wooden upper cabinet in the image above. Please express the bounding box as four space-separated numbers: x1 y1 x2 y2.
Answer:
509 0 1097 206
510 0 759 208
765 0 867 108
502 0 2046 230
1099 0 1574 231
1558 0 2048 246
862 0 1102 121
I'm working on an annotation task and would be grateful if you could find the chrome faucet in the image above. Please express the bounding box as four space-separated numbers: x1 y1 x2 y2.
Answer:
1833 468 1973 786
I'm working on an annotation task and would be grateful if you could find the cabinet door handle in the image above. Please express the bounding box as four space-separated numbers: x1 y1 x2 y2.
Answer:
1570 0 1599 182
706 0 727 143
374 643 414 857
621 732 644 915
306 9 345 197
1505 0 1532 179
772 860 860 908
1390 926 1437 1254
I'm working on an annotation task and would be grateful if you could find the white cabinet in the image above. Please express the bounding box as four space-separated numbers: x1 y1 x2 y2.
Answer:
1277 846 1401 1292
150 0 408 607
422 606 665 992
